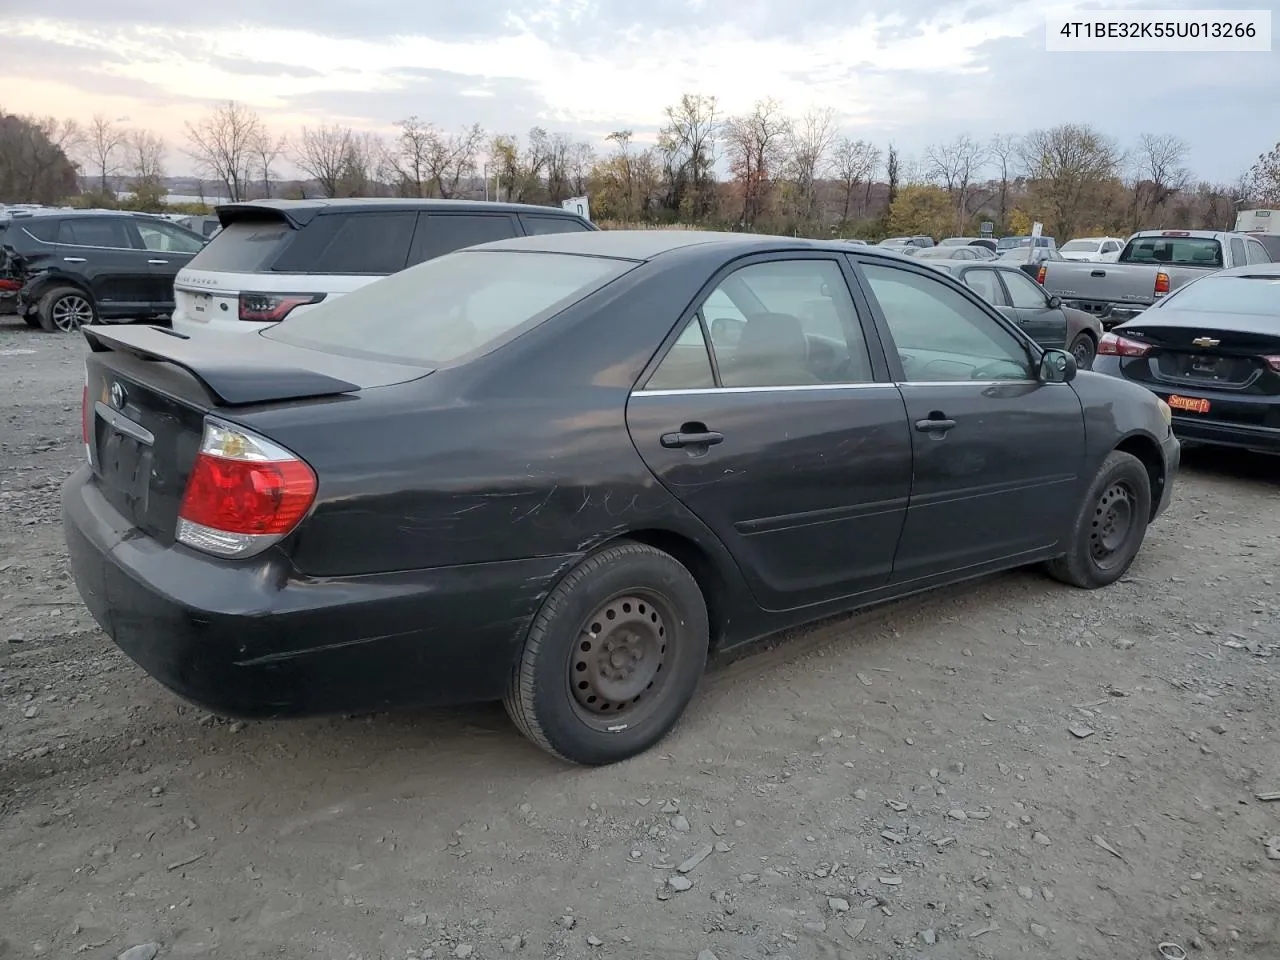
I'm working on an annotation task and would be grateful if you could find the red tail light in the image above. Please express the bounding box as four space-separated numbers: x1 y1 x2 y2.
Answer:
238 292 325 323
1036 265 1046 285
0 278 20 292
1154 271 1170 295
176 420 317 559
1097 332 1152 358
1264 355 1280 373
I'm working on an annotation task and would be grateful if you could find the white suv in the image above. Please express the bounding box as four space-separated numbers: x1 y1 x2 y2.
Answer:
170 198 596 334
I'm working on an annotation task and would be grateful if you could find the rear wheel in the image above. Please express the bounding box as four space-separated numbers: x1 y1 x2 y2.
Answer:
503 541 709 765
1046 450 1151 589
1069 332 1097 370
37 286 96 332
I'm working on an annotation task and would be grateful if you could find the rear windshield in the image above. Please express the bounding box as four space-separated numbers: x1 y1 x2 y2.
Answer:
1120 236 1223 267
1060 239 1099 252
263 250 633 366
1159 275 1280 316
184 219 294 272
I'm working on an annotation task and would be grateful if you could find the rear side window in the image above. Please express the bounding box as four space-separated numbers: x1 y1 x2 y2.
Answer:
1246 239 1271 264
57 218 134 249
1230 237 1247 264
521 215 591 236
409 214 519 265
265 250 632 366
20 220 59 243
308 212 417 274
187 220 293 273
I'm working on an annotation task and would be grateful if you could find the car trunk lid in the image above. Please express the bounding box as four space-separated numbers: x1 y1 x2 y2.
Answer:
1116 311 1280 391
81 324 431 543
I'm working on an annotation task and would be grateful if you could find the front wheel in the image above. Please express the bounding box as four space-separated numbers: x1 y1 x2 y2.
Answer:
1069 332 1097 371
503 541 709 765
1046 450 1152 589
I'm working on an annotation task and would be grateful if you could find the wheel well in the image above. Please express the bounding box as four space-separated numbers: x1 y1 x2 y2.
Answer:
608 529 731 652
26 277 93 312
1114 434 1164 519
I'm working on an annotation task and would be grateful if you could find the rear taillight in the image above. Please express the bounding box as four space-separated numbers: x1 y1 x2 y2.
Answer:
237 292 324 323
0 278 20 292
1097 332 1152 358
1036 265 1046 285
1154 271 1170 296
176 420 316 559
1264 355 1280 373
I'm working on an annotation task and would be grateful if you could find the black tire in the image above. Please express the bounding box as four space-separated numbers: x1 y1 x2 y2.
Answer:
36 286 96 333
23 314 40 328
1046 450 1152 589
503 541 709 765
1069 332 1097 371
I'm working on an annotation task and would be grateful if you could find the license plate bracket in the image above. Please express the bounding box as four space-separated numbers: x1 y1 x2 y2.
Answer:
99 426 152 512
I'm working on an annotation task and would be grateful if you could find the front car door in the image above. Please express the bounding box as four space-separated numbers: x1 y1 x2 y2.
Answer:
54 217 152 318
998 266 1068 348
132 219 206 313
850 257 1086 584
627 254 913 612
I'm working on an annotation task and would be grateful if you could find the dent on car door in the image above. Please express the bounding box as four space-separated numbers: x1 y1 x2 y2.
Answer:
626 255 913 612
853 260 1086 583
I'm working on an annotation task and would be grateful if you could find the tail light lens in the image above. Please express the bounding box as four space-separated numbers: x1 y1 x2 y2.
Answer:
1036 265 1047 285
0 278 20 292
1097 332 1152 358
176 420 317 559
1154 271 1170 296
238 292 324 323
1264 355 1280 373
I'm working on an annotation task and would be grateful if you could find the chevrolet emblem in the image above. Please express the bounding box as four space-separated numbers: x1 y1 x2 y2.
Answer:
1191 337 1220 348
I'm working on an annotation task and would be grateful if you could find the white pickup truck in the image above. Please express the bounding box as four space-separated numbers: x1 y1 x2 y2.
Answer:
1039 229 1275 329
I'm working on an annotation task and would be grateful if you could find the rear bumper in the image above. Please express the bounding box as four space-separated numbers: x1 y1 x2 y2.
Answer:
1169 416 1280 453
62 467 579 718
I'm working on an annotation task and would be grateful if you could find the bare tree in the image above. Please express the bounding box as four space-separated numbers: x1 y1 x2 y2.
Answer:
424 123 485 199
723 98 791 228
250 129 288 199
1243 141 1280 205
988 133 1021 231
924 135 990 232
387 116 434 196
85 114 126 197
1128 133 1190 229
339 132 383 196
1019 123 1122 240
568 141 595 196
184 101 265 202
126 130 165 183
293 124 354 198
787 107 836 226
657 93 720 220
831 137 880 222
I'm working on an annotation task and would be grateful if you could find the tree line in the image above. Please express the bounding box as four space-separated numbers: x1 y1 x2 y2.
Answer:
3 98 1279 243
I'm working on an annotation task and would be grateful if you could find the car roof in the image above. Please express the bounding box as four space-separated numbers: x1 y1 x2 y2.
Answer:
218 197 578 217
471 229 929 262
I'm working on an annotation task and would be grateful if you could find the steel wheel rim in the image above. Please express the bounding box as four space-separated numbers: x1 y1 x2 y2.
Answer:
1073 337 1095 369
51 295 92 332
568 591 675 730
1090 481 1134 569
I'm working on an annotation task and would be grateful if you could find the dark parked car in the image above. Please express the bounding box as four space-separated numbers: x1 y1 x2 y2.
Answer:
1093 263 1280 454
923 260 1105 368
64 231 1180 765
3 209 206 331
910 245 997 262
997 245 1066 279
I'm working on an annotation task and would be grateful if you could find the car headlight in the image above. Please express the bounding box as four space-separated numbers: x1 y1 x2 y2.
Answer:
1157 398 1172 427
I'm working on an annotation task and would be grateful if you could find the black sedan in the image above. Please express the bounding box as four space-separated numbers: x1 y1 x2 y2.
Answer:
922 260 1105 368
63 231 1180 765
1093 264 1280 454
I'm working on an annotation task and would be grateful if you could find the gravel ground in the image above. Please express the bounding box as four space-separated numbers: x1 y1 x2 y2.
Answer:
2 320 1279 960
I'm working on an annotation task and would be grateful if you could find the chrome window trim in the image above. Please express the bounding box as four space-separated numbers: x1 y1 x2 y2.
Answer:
632 379 1040 397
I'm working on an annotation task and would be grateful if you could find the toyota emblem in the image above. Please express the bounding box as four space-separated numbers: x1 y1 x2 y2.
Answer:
109 382 126 409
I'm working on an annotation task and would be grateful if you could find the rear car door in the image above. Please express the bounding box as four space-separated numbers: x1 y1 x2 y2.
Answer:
55 217 153 316
132 219 206 313
407 213 520 265
999 267 1068 348
851 258 1085 583
626 254 913 612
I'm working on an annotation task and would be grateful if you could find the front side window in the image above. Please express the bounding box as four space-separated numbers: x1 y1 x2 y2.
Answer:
1002 269 1051 309
410 214 520 264
860 263 1033 382
521 215 591 236
135 220 205 254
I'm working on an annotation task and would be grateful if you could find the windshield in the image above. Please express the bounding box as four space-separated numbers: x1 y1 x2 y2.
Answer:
1120 235 1223 267
1159 275 1280 316
1061 239 1100 252
264 249 633 366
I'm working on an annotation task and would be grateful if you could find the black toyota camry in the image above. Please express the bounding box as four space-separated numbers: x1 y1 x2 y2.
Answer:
64 230 1180 765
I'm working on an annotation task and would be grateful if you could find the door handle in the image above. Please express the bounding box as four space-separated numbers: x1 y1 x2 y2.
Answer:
1090 269 1106 277
914 417 957 433
63 257 86 263
661 430 724 449
147 259 169 265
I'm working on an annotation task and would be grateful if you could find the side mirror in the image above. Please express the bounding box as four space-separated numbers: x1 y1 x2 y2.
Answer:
1039 348 1077 383
1047 295 1062 309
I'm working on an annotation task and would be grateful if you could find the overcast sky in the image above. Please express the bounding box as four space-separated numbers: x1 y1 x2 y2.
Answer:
2 0 1277 184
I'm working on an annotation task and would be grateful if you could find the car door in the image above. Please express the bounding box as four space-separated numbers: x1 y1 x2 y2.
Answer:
626 254 913 612
132 219 207 313
54 217 152 316
407 212 520 266
850 258 1085 583
999 267 1068 348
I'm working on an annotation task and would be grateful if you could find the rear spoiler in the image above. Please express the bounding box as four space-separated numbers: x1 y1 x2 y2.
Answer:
82 325 360 406
213 202 322 229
